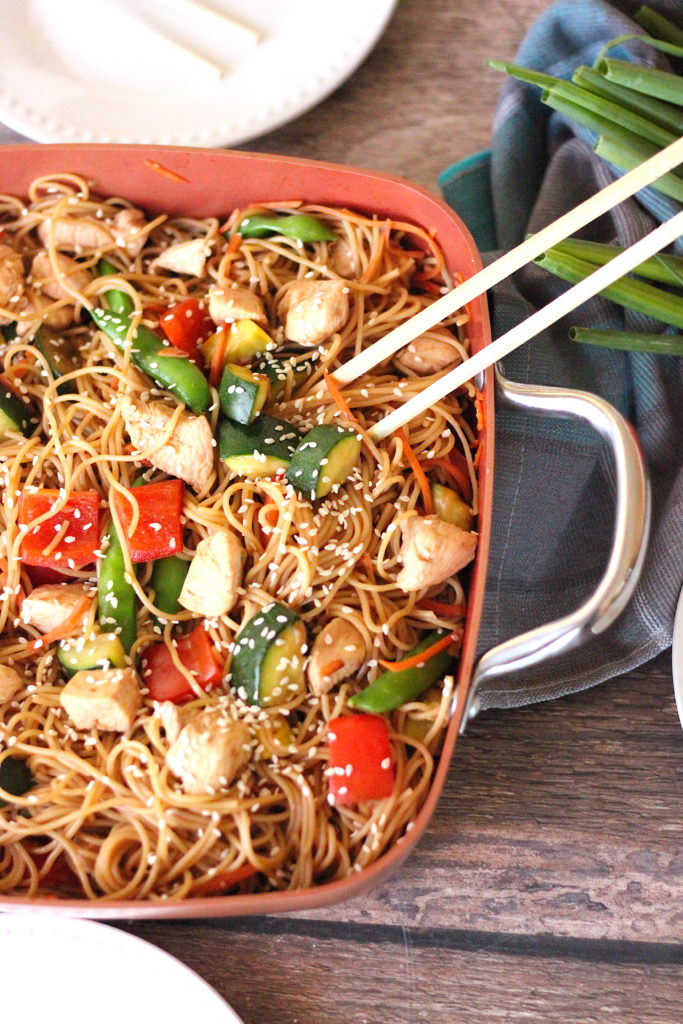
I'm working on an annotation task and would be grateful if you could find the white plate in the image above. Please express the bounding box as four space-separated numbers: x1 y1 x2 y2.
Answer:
0 915 243 1022
672 583 683 729
0 0 397 146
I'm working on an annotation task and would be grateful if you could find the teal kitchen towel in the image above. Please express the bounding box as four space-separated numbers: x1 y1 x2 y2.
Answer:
440 0 683 709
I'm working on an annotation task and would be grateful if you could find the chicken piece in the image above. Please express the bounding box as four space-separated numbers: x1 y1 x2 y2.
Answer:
208 283 267 326
330 238 357 278
154 701 194 745
0 665 23 703
284 279 350 347
14 293 75 336
31 250 92 302
306 617 367 697
166 709 251 795
154 237 212 277
60 667 142 732
118 395 214 493
112 208 148 257
178 529 244 617
393 328 462 376
0 243 25 324
38 216 114 252
20 583 92 635
396 515 477 592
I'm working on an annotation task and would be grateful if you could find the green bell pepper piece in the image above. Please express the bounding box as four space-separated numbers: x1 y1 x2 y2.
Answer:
237 212 336 243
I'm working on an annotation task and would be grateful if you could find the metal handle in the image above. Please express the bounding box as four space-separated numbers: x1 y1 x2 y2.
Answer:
460 366 651 730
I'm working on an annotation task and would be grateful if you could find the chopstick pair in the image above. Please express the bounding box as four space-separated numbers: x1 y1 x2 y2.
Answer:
330 134 683 441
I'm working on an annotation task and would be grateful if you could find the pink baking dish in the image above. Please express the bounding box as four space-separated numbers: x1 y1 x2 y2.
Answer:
0 145 648 918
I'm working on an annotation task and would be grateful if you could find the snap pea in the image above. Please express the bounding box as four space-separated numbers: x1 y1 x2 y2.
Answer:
348 630 456 714
236 212 337 243
0 756 34 807
150 555 189 620
98 518 137 653
90 308 211 414
98 258 136 317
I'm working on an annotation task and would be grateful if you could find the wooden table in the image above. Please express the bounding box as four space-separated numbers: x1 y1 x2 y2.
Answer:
2 1 682 1020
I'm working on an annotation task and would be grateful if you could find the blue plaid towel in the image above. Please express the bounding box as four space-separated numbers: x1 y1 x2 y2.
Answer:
439 0 683 709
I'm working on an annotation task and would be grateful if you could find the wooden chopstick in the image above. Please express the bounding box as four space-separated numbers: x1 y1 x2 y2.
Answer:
334 134 683 387
154 0 260 43
369 207 683 440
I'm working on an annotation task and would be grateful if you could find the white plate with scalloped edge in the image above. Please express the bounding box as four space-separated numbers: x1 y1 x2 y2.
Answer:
673 583 683 729
0 916 242 1022
0 0 397 147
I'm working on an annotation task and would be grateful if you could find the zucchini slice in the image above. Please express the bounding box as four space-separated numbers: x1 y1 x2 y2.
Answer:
231 602 307 706
0 381 33 439
252 354 317 400
219 363 270 424
57 632 127 676
431 482 473 531
33 326 79 395
203 319 274 366
286 423 361 499
219 414 300 478
0 756 34 807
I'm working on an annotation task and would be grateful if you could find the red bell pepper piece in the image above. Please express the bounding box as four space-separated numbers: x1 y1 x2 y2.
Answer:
159 298 212 365
17 490 101 570
112 479 184 563
327 714 395 806
143 624 222 704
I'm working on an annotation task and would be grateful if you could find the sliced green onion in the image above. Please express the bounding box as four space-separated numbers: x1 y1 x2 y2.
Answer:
634 5 683 47
598 57 683 106
551 238 683 287
572 65 683 136
569 326 683 354
594 133 683 203
536 248 683 328
544 82 676 148
487 59 562 91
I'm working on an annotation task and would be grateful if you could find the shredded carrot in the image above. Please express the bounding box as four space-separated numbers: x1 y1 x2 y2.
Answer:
474 388 486 433
225 232 243 256
321 659 344 678
143 159 189 184
252 199 304 210
323 370 361 428
389 220 445 282
359 552 374 574
396 427 433 514
157 346 190 359
190 863 257 897
360 221 390 283
426 456 472 504
412 275 443 297
26 594 90 653
379 631 458 673
6 359 36 379
417 598 466 619
209 324 229 387
257 502 279 534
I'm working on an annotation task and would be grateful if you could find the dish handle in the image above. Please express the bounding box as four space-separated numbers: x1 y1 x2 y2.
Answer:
460 366 651 730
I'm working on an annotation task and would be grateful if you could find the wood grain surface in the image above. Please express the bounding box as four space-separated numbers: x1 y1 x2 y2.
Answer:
3 0 682 1021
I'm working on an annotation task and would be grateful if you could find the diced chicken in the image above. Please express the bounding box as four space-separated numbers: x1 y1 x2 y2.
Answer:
118 395 214 493
393 328 462 376
154 237 212 277
154 700 193 745
0 243 25 324
60 667 142 732
330 238 357 278
20 583 93 635
112 208 148 257
208 283 267 326
396 515 477 592
306 617 367 697
284 279 350 347
178 529 244 617
14 293 75 336
38 216 114 252
31 250 92 302
166 709 251 795
0 665 23 703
